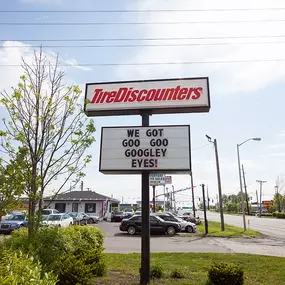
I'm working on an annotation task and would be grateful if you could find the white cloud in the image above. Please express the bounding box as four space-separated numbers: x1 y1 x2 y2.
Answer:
267 144 285 149
278 131 285 137
115 1 285 96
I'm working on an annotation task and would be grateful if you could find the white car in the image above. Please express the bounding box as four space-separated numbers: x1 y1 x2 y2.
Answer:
45 214 73 227
155 213 196 233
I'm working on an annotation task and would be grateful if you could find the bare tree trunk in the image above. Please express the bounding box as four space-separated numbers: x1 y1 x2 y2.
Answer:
28 163 37 237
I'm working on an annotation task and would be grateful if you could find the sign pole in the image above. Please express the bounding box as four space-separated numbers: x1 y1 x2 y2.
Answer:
163 185 166 211
152 185 156 213
140 112 150 285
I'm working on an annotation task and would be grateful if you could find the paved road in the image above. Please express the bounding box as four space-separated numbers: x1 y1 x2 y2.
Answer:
94 222 285 257
200 211 285 239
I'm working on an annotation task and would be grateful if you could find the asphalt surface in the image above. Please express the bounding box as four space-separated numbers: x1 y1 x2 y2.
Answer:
200 210 285 239
95 222 285 257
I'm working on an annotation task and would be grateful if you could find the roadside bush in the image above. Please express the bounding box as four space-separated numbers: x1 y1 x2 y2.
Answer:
150 264 164 279
208 262 244 285
273 212 285 219
0 250 57 285
2 225 106 284
170 268 184 279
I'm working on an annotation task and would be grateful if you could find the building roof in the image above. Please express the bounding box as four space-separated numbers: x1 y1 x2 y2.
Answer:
44 191 120 203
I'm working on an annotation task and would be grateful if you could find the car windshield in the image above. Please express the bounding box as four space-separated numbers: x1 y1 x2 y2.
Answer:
68 213 78 218
41 215 48 221
7 215 25 221
154 216 164 222
47 215 62 221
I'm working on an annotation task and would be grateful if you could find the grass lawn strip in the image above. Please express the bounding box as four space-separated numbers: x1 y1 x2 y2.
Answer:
195 221 262 238
93 252 285 285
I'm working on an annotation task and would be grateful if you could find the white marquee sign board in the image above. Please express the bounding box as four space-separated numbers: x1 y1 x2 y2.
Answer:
99 125 191 174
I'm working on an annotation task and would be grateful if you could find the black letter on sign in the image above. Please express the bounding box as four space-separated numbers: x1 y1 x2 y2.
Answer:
132 159 137 168
127 129 140 137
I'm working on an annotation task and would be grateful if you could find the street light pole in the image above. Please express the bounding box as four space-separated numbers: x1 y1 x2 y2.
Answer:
237 144 246 231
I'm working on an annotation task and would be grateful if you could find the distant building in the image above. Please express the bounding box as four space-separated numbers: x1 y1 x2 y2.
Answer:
43 190 120 216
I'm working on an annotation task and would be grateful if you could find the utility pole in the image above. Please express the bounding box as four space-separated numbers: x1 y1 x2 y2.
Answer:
256 180 266 217
172 185 176 212
201 184 208 234
190 173 196 217
152 185 156 213
206 135 225 231
256 190 259 213
189 130 196 217
80 181 83 191
207 185 210 210
242 165 250 215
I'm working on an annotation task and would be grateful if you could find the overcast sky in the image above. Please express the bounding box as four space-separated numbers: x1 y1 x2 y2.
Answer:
0 0 285 206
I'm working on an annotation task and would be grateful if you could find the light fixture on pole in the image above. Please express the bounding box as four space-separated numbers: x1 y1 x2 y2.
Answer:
206 134 225 231
237 137 261 231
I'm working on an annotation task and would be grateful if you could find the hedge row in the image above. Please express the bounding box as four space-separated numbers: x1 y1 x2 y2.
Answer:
0 225 105 284
272 212 285 219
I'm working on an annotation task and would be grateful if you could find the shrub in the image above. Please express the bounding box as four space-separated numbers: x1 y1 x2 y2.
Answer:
2 225 106 284
273 212 285 219
0 250 57 285
150 264 163 279
170 268 184 279
208 262 244 285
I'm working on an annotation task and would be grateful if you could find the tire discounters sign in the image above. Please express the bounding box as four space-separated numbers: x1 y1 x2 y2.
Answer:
85 77 210 116
99 125 190 174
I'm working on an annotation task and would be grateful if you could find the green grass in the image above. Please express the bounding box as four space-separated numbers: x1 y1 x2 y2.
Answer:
93 252 285 285
195 221 262 238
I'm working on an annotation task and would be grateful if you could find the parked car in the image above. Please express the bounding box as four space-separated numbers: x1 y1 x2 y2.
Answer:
42 209 60 215
81 213 99 224
120 214 181 235
67 212 88 226
154 212 196 233
111 211 127 222
0 214 27 234
45 214 73 227
177 212 202 225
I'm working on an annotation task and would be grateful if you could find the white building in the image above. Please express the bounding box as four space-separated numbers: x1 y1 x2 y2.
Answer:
43 190 120 217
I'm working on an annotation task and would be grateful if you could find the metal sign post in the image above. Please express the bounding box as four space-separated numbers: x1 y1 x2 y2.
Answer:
140 112 150 285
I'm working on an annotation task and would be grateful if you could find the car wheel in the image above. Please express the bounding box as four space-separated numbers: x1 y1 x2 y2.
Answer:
186 226 194 233
127 226 136 235
69 223 72 227
166 226 176 235
88 218 93 224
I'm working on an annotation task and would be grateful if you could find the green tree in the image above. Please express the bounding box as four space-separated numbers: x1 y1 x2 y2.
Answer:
0 50 96 236
0 147 29 220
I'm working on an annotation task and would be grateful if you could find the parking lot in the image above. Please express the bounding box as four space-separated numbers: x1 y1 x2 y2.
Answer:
94 221 224 254
93 221 285 257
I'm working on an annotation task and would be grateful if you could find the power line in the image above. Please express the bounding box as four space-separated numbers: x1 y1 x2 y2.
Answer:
1 19 285 25
1 8 285 12
2 35 285 42
192 143 211 151
1 58 285 68
2 41 285 48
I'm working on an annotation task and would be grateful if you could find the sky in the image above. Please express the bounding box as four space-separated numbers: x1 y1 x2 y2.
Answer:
0 0 285 207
